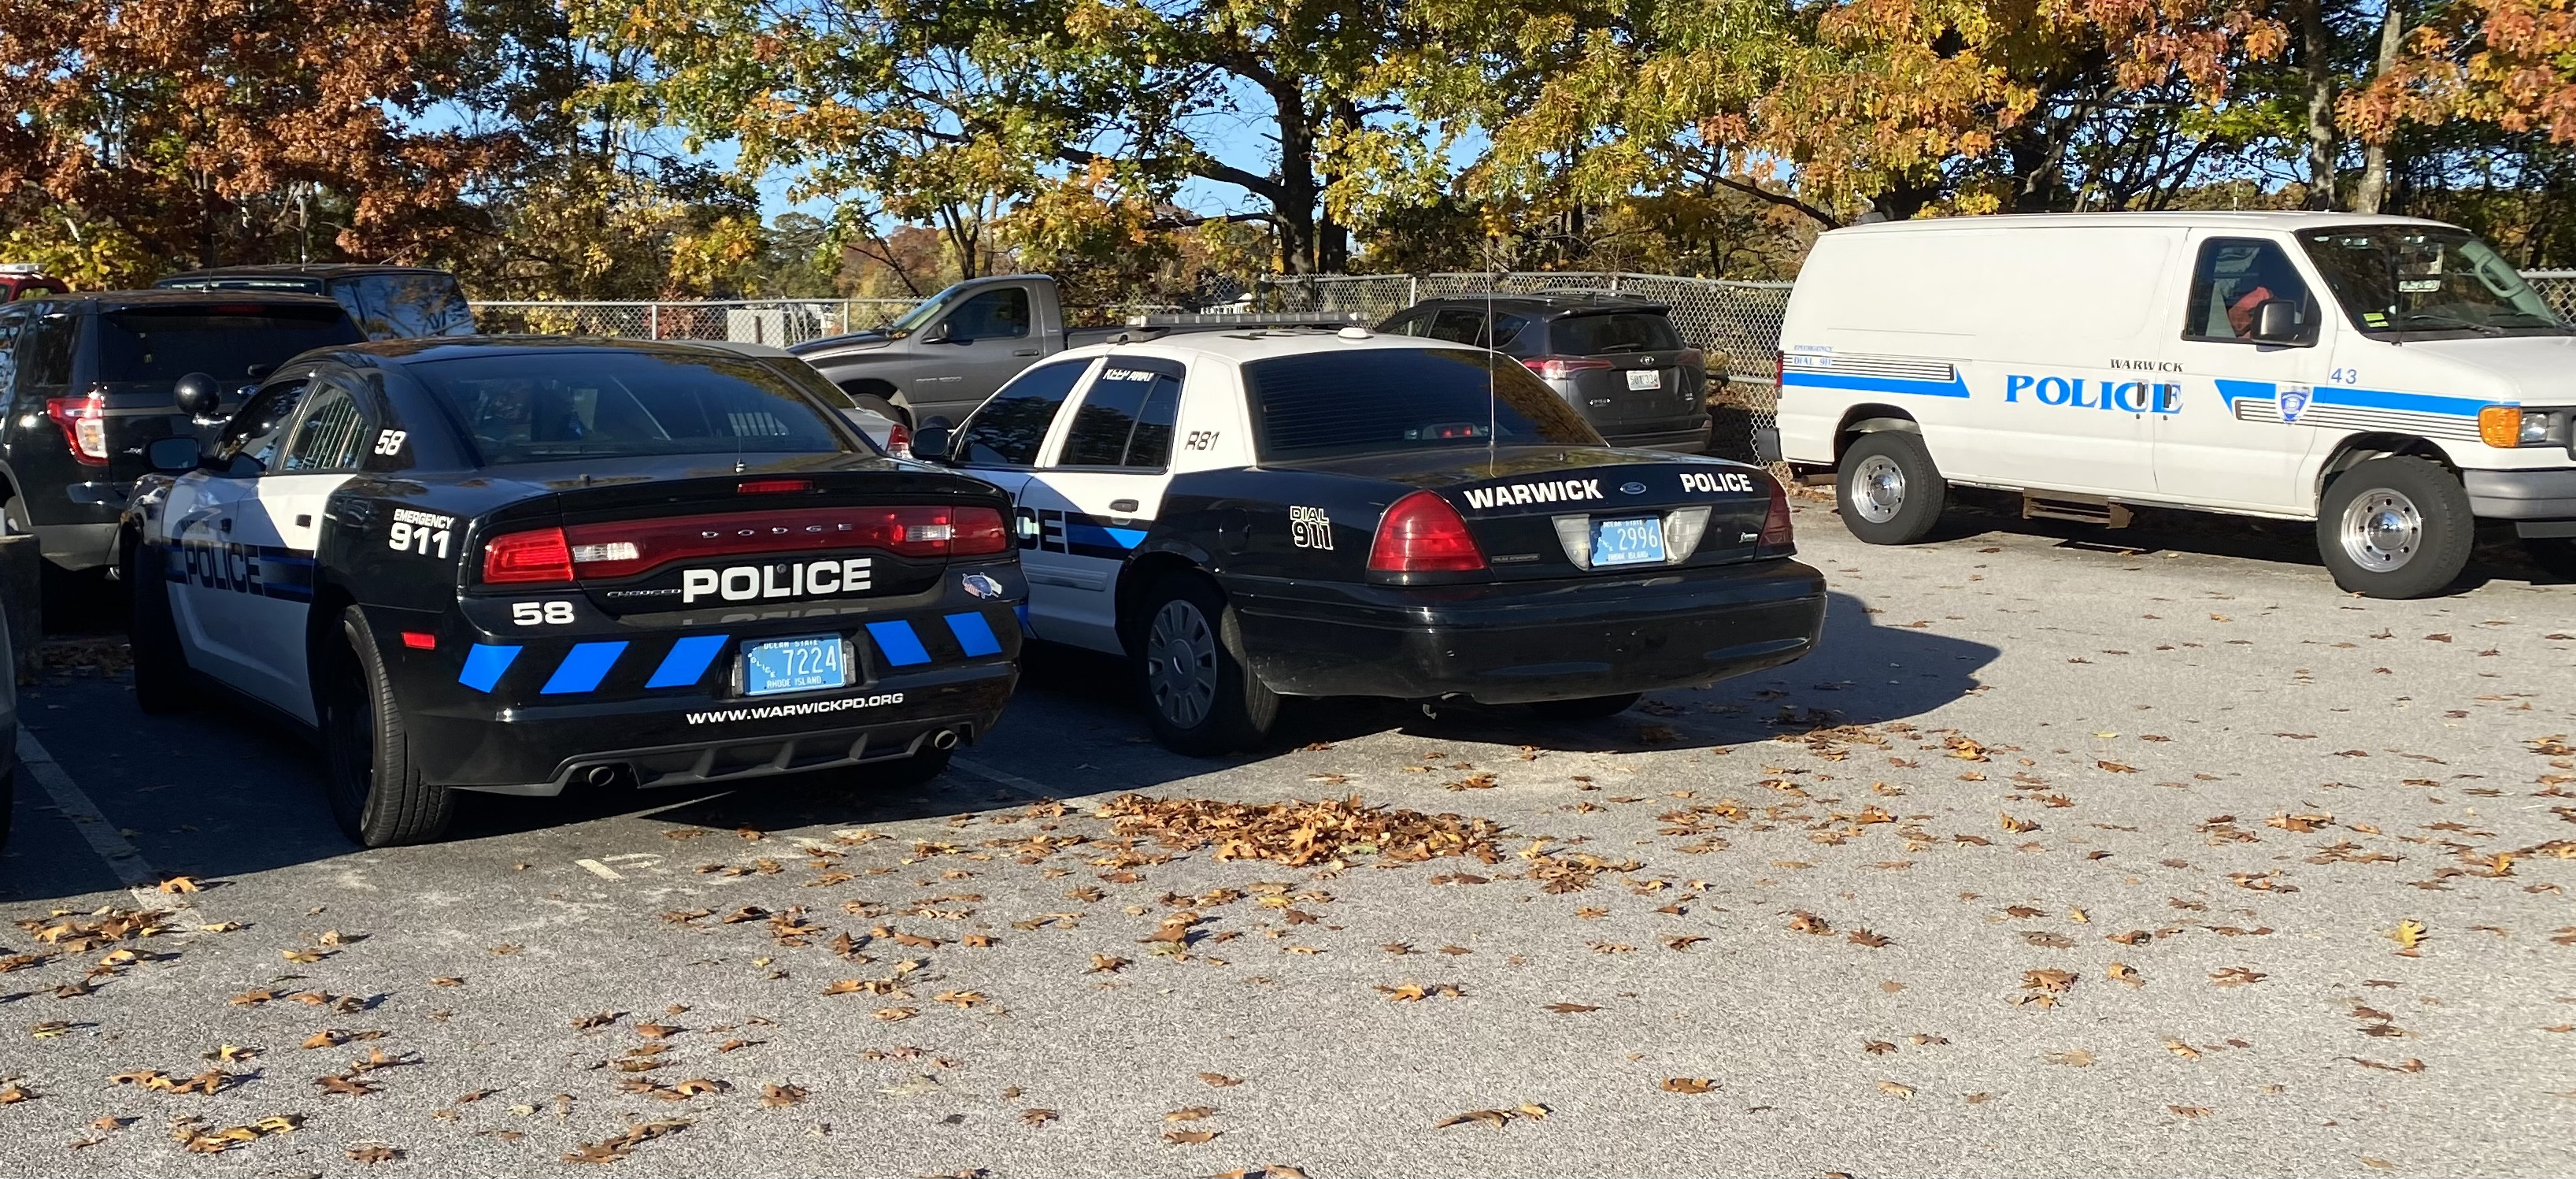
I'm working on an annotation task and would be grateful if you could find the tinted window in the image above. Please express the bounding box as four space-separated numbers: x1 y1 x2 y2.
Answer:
1379 311 1430 337
97 306 361 381
1242 347 1601 461
2183 239 2317 342
1426 308 1483 343
279 380 370 472
17 314 76 390
944 287 1030 341
957 359 1086 466
1552 311 1681 354
214 383 309 473
407 351 851 465
1489 313 1534 352
1057 358 1182 469
335 273 477 339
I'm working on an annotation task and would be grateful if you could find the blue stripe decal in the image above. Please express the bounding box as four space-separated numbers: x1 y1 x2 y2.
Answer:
945 612 1002 658
1781 371 1971 399
1064 522 1147 551
2215 379 2273 410
542 641 628 695
458 645 521 692
2218 378 2500 417
866 621 931 666
646 635 728 688
1014 602 1035 637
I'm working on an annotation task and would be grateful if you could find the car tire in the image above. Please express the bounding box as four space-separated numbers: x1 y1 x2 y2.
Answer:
871 741 953 788
323 606 454 847
2521 536 2576 581
1837 431 1945 545
128 539 191 716
1134 573 1278 756
2315 458 2473 599
1527 692 1643 721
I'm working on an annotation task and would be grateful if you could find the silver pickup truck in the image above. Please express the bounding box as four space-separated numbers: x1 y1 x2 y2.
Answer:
790 275 1132 428
793 275 1358 428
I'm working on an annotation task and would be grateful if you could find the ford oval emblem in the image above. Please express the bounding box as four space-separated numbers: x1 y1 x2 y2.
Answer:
1619 481 1647 495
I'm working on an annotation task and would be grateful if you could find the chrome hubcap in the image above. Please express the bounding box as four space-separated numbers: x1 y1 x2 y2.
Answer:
2339 488 2422 573
1852 454 1906 524
1144 599 1218 729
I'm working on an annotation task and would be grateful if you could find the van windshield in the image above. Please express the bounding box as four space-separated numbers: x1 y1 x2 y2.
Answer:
2298 227 2571 338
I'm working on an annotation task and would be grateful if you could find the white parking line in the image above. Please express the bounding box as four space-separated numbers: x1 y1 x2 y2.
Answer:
18 730 161 894
949 756 1055 799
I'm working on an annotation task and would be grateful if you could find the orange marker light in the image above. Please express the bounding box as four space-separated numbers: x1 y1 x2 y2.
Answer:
2478 406 2522 448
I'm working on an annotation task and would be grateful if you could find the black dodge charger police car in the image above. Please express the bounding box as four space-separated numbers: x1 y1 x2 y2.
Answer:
921 326 1827 754
123 339 1026 846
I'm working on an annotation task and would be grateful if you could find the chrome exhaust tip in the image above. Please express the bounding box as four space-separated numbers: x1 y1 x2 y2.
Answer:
930 729 960 751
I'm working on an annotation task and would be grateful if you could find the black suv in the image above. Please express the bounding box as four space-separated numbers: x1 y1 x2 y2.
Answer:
154 264 476 339
1379 294 1712 452
0 291 363 573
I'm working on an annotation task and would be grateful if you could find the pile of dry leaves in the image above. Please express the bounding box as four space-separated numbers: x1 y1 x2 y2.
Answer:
1096 794 1508 867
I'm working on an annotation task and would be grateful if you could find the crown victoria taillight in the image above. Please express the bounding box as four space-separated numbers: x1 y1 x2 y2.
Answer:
1368 491 1486 573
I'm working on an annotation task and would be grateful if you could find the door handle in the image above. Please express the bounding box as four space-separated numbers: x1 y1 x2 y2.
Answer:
1109 499 1138 513
1012 348 1039 357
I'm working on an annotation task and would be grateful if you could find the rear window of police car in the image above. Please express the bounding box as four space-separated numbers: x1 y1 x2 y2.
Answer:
409 350 853 465
98 306 362 382
1242 347 1600 461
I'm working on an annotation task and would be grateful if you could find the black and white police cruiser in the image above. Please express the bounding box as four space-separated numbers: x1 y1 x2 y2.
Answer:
121 338 1026 846
914 323 1828 754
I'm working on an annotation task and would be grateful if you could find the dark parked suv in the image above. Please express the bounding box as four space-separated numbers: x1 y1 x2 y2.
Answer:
154 264 476 339
0 291 363 573
1379 294 1712 452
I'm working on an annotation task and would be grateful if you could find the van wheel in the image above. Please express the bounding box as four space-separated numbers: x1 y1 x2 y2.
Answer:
2522 537 2576 581
1837 431 1945 544
2316 458 2473 599
323 606 454 847
1134 573 1277 756
128 539 190 715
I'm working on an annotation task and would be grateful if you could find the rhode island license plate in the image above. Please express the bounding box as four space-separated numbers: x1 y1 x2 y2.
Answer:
1626 369 1664 390
741 635 850 697
1590 516 1667 567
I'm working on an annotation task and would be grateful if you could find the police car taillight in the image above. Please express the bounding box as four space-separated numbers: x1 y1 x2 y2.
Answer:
46 391 108 466
1758 479 1794 551
1368 491 1485 573
482 528 576 584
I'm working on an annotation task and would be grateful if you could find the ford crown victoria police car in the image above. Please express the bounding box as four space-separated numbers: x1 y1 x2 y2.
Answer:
919 327 1827 754
122 339 1026 846
1777 212 2576 598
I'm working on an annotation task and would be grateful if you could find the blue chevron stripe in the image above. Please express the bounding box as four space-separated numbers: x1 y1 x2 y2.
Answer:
866 621 931 666
542 641 627 695
646 635 728 688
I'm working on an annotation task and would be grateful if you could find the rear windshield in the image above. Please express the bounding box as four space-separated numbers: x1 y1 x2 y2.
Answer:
409 350 855 465
97 306 364 382
1242 347 1601 461
335 273 478 339
1551 311 1682 354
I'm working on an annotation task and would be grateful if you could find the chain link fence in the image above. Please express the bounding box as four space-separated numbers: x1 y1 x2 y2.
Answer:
2527 271 2576 319
470 299 920 347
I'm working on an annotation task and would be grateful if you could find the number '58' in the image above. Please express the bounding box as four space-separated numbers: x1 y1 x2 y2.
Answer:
511 601 576 625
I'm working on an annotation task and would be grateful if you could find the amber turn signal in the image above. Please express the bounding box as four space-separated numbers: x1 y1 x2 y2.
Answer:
2478 405 2522 448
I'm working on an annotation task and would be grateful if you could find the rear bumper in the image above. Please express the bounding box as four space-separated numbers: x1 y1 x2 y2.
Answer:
31 521 118 572
1228 558 1825 704
1600 421 1712 454
2464 467 2576 521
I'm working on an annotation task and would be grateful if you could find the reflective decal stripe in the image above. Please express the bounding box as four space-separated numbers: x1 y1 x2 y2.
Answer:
865 621 931 666
542 641 628 695
1780 370 1971 399
458 644 521 691
944 612 1002 658
646 634 728 688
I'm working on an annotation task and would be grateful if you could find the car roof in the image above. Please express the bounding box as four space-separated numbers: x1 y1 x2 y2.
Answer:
157 264 456 282
337 335 809 366
1050 328 1497 368
24 289 350 312
1405 292 1671 316
1826 211 2459 236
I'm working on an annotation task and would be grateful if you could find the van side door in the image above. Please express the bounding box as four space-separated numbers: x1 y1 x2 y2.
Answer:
2153 235 2330 513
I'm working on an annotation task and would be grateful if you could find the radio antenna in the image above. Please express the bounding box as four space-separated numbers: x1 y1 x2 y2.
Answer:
1485 261 1499 477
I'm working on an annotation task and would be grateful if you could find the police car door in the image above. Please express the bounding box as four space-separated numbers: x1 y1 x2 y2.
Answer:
165 378 309 695
209 370 376 721
2154 235 2329 513
946 356 1095 621
1016 355 1183 653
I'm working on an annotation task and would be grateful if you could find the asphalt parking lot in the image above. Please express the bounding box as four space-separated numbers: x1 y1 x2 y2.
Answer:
2 500 2571 1178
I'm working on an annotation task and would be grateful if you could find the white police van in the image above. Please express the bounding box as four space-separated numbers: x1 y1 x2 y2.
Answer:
1775 212 2576 598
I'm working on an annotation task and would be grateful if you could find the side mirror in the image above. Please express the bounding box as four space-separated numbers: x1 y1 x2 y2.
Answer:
173 373 223 417
912 416 955 462
2251 299 2304 343
146 436 202 473
918 321 952 344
